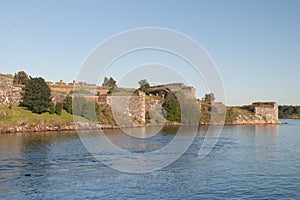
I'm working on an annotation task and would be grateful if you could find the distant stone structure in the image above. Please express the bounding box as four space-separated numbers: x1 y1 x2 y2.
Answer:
49 80 110 95
98 95 112 105
164 83 185 90
164 83 196 98
71 94 99 102
48 79 110 103
253 102 279 123
99 91 146 126
128 91 146 126
0 76 111 106
51 92 68 104
0 76 22 106
148 88 169 98
148 83 196 99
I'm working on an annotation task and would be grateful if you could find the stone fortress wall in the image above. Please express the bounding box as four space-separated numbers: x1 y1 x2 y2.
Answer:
0 74 280 125
148 83 196 99
164 83 196 98
49 80 110 96
99 91 146 126
253 102 279 123
0 76 22 106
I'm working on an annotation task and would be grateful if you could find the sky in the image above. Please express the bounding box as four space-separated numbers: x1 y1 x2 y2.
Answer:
0 0 299 105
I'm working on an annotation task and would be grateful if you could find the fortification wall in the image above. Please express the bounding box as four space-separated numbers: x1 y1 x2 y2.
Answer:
50 87 72 94
51 92 68 104
145 98 166 125
50 85 110 96
0 76 22 106
99 91 146 126
129 92 146 125
254 103 279 123
149 83 196 99
98 96 112 105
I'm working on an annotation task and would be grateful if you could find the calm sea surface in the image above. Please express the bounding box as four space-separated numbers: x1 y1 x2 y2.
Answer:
0 120 300 199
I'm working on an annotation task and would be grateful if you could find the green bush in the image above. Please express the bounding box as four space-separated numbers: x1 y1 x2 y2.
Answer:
63 96 73 114
49 103 55 114
55 103 63 115
97 104 115 125
72 97 99 122
163 96 181 122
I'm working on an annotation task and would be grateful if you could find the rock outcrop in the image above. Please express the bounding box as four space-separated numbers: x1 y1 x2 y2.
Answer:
230 114 282 125
0 120 119 134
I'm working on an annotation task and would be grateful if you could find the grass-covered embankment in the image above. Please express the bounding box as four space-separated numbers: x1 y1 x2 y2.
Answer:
0 105 74 126
0 105 85 133
0 105 117 133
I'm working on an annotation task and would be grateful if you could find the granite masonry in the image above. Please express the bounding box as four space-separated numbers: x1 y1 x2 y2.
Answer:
253 102 279 123
99 91 146 126
0 76 22 106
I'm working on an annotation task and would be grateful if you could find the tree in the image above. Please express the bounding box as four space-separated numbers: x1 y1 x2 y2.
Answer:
204 93 215 103
296 107 300 115
102 77 118 94
21 77 52 114
278 105 300 118
49 103 55 114
72 97 99 122
13 71 29 85
97 104 116 125
82 101 99 122
102 77 109 86
138 79 150 89
72 97 86 117
108 77 116 87
55 102 63 115
163 96 181 122
102 77 116 87
138 79 150 94
63 96 73 114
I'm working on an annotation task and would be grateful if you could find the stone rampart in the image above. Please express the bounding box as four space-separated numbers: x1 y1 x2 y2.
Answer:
253 102 279 123
99 91 146 126
0 76 22 106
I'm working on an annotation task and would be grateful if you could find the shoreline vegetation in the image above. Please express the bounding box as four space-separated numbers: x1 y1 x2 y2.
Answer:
0 71 293 134
278 105 300 119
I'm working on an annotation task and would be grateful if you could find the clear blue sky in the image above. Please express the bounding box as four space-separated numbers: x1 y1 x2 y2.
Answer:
0 0 299 105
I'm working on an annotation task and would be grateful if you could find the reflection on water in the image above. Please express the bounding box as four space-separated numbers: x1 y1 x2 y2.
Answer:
0 122 300 199
255 125 278 145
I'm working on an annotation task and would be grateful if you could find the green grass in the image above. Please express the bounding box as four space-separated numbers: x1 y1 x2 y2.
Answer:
0 105 77 126
199 101 257 124
225 107 256 123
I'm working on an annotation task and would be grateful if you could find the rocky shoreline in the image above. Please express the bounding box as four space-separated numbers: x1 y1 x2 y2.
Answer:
0 119 284 134
226 114 283 125
0 121 119 134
